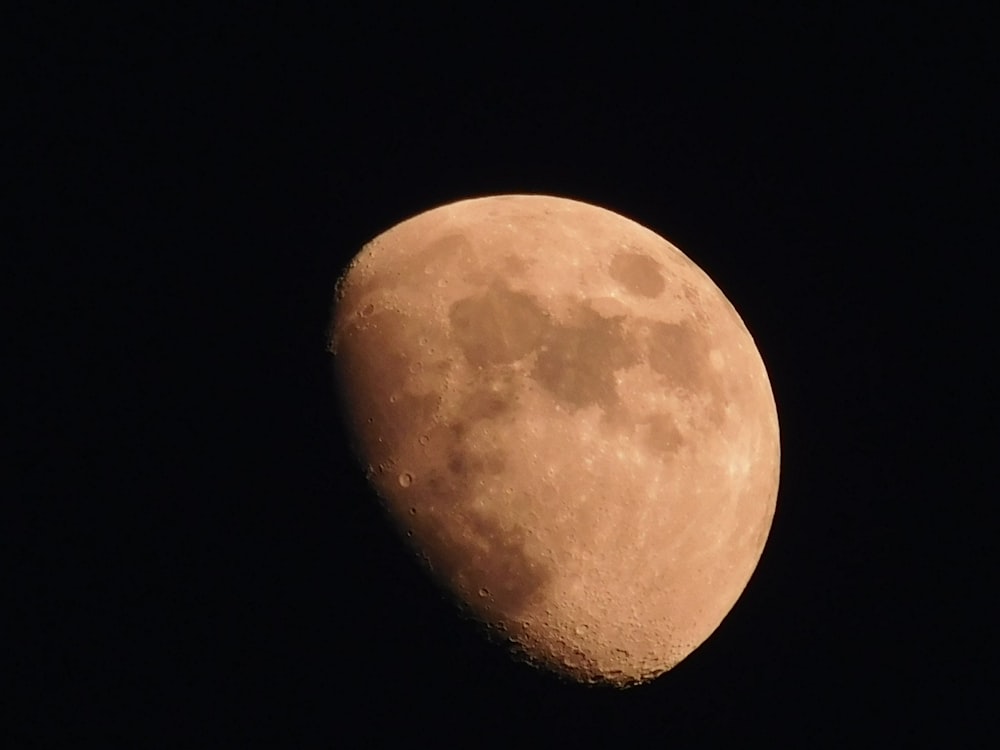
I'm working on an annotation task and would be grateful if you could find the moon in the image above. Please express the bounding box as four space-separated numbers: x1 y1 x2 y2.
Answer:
328 195 779 686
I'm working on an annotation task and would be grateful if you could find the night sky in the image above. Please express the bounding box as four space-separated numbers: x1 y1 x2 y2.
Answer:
8 5 992 746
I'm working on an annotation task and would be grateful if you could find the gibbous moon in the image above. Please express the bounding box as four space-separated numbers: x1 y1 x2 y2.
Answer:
328 195 779 686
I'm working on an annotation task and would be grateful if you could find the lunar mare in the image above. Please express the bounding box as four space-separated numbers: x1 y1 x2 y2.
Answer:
328 195 779 686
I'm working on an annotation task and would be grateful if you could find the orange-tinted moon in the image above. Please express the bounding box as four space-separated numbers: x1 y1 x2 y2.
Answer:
328 195 779 686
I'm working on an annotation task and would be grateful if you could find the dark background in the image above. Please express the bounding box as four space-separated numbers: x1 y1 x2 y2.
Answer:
7 4 993 746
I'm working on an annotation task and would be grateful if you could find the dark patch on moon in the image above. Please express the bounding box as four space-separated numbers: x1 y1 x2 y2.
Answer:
449 284 549 367
343 318 547 622
609 251 666 298
502 254 532 276
458 390 512 422
404 461 549 621
647 322 708 392
643 413 684 457
533 305 638 410
446 444 507 477
415 232 473 276
450 281 654 413
456 368 520 423
450 512 547 620
642 319 728 425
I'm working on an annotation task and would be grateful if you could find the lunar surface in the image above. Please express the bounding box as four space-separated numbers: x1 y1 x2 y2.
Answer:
328 195 779 686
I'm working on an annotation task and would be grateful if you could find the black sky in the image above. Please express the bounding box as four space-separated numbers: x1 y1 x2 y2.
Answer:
7 5 993 746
